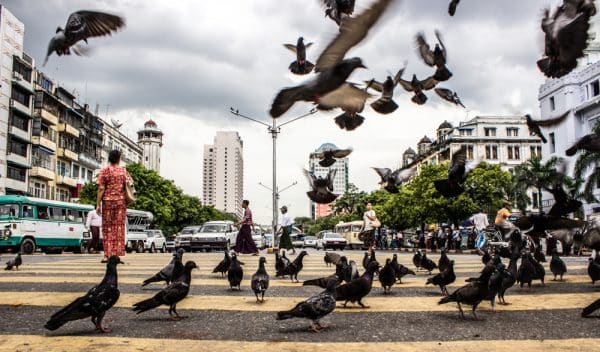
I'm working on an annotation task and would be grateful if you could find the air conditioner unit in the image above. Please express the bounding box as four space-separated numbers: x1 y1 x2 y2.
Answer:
12 72 22 81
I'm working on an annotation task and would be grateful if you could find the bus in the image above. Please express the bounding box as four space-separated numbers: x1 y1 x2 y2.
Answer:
0 195 93 254
334 220 365 249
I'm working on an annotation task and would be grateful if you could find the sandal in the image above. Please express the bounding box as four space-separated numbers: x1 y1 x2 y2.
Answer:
101 257 108 263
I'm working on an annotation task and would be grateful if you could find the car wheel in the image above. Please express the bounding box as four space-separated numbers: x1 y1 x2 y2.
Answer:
150 244 156 253
20 238 36 255
160 243 166 253
136 241 144 253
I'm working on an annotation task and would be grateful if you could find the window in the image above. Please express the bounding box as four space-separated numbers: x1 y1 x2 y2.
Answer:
8 138 28 157
550 96 556 111
56 189 70 202
21 205 34 218
507 146 521 160
11 87 30 106
549 132 556 153
532 192 540 209
49 207 66 221
507 146 513 160
484 128 496 137
514 146 520 160
506 128 518 137
57 161 70 177
72 165 80 179
30 181 47 199
485 145 498 160
37 206 49 219
592 80 600 97
530 146 542 159
87 170 93 181
67 209 82 222
11 112 29 132
7 166 26 181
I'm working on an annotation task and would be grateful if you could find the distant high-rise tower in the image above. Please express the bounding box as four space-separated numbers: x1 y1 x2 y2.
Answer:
203 131 244 218
137 119 163 174
308 143 349 219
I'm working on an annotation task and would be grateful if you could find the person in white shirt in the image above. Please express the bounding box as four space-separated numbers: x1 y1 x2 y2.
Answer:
85 209 102 254
470 208 489 249
277 206 295 254
361 202 378 252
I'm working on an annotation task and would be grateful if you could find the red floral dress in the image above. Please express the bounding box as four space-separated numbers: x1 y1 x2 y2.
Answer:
97 165 130 257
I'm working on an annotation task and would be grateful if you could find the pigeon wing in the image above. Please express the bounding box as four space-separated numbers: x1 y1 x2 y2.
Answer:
317 83 371 112
434 30 447 60
327 169 338 190
365 79 384 92
332 148 352 158
397 77 415 92
534 111 569 127
415 33 435 66
283 44 297 53
372 167 392 181
435 88 454 102
393 166 417 185
393 66 406 85
420 76 438 90
303 169 317 189
65 11 125 40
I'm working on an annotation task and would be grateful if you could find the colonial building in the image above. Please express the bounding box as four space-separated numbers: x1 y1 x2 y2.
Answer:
137 119 163 174
308 143 350 219
100 120 142 168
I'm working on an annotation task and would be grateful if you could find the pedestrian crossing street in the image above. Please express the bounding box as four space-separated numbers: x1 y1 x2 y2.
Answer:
0 251 598 351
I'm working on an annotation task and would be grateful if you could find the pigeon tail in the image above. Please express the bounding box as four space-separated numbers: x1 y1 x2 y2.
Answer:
434 179 464 197
438 292 457 305
411 92 428 105
334 112 365 131
289 60 315 75
132 297 163 314
44 297 86 331
276 310 296 320
565 144 579 156
582 298 600 317
303 277 332 288
141 273 165 287
270 86 309 118
433 67 453 82
370 98 398 114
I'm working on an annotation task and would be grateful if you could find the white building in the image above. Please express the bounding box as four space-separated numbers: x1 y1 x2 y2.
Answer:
538 55 600 216
0 6 33 195
308 143 349 219
202 131 244 218
137 119 163 174
101 119 142 168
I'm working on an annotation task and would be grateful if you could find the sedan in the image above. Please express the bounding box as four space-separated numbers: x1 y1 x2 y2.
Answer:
303 236 317 248
316 232 348 250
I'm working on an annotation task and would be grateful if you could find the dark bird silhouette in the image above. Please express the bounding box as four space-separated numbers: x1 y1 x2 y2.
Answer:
304 169 338 204
142 249 184 286
284 37 314 75
588 255 600 285
303 274 340 288
438 248 451 272
582 297 600 317
212 251 231 277
565 133 600 156
391 254 415 283
546 184 583 218
416 30 452 82
314 147 352 167
277 278 337 332
316 83 372 131
227 254 244 290
336 261 379 308
530 252 546 286
277 250 308 282
270 0 393 118
517 252 536 289
336 256 353 283
481 248 492 265
362 252 370 270
435 88 465 108
43 11 125 66
251 257 270 303
498 254 518 305
364 67 405 114
538 0 597 78
427 260 456 295
413 249 423 271
438 261 494 320
324 252 341 267
434 145 478 198
486 263 509 311
281 251 292 267
379 259 397 294
132 261 197 320
525 112 569 143
534 246 546 263
421 252 438 275
4 252 22 271
45 256 123 332
448 0 460 16
550 248 567 281
397 72 437 105
323 0 356 26
275 252 287 277
372 166 417 193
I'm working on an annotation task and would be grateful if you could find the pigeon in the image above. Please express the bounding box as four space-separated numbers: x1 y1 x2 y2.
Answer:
284 37 314 75
324 252 342 267
275 252 289 277
416 30 452 82
517 252 536 289
336 261 380 308
438 248 451 272
434 145 478 198
43 11 125 66
438 261 494 320
323 0 356 26
362 252 370 270
530 252 546 286
4 252 22 271
412 249 423 270
565 133 600 156
546 184 582 218
270 0 393 118
227 254 244 290
435 88 465 108
277 250 308 282
303 274 340 288
486 263 509 311
45 256 123 332
281 251 292 267
538 0 597 78
498 254 518 305
448 0 460 16
582 297 600 317
314 147 352 167
379 259 397 294
212 251 231 277
397 72 438 105
277 277 338 332
142 249 184 286
588 255 600 285
420 252 438 275
525 112 569 143
304 169 338 204
132 261 197 320
481 248 492 265
427 260 456 295
336 256 353 283
390 254 415 283
317 83 372 131
534 245 547 263
349 260 360 280
251 257 270 303
372 166 417 193
364 67 405 114
550 248 567 281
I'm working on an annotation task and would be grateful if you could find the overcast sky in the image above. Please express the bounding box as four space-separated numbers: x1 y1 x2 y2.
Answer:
4 0 598 224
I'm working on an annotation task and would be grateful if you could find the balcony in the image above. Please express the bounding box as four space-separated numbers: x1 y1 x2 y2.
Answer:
31 166 55 180
57 148 78 161
78 153 101 170
7 153 31 169
36 109 59 125
56 175 77 187
57 122 80 137
4 178 28 194
10 99 31 117
31 135 57 151
12 72 34 94
8 125 30 143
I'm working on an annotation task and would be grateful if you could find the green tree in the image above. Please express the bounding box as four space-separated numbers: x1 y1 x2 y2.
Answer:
574 121 600 202
512 156 561 214
331 183 368 217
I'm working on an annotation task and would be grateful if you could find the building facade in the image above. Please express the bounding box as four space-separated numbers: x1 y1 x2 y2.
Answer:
202 131 244 218
137 119 163 174
101 120 142 168
308 143 349 219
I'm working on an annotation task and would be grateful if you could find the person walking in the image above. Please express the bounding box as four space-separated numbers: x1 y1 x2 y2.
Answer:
234 200 259 255
495 201 517 238
85 208 102 254
277 206 295 254
360 202 379 252
470 208 489 249
96 150 132 263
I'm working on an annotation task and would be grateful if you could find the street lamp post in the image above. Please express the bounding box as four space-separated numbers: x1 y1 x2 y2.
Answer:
229 107 317 249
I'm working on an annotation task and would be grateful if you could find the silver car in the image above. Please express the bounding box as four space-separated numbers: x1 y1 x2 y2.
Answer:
175 226 202 252
303 236 317 248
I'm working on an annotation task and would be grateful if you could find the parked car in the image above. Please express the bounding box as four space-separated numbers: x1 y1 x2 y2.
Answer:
165 234 176 252
303 236 317 248
175 225 202 252
190 221 238 251
145 229 167 253
252 228 267 250
316 231 348 250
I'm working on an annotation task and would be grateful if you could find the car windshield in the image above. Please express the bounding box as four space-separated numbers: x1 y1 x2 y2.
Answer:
201 224 228 233
146 232 155 238
181 228 198 234
305 236 316 240
325 233 343 238
0 204 18 219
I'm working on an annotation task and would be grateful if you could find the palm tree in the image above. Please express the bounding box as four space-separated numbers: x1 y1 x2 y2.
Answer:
512 156 562 214
574 121 600 203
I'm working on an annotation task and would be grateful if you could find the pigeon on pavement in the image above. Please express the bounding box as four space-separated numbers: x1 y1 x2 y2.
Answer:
324 252 342 267
426 260 456 295
582 297 600 317
390 254 415 283
379 258 397 294
251 257 270 303
142 249 184 286
212 251 231 277
227 254 244 290
277 250 308 282
438 261 494 320
336 261 380 308
4 252 22 271
550 248 567 281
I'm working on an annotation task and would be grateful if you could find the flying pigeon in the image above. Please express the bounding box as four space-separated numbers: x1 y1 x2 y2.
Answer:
415 30 452 82
448 0 460 16
323 0 356 26
317 83 372 131
251 257 270 303
270 0 394 117
142 249 184 286
525 112 569 143
364 66 405 114
565 132 600 156
43 10 125 66
45 256 123 332
435 88 465 108
304 169 339 204
434 145 477 197
538 0 597 78
372 165 417 193
397 72 438 105
314 147 352 167
227 254 244 290
4 252 22 271
284 37 315 75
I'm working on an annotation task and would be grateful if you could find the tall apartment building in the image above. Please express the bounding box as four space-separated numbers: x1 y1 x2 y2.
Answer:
202 131 244 218
137 119 163 174
308 143 349 219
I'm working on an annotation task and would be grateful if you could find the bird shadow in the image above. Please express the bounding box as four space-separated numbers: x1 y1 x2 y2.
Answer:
277 325 338 334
